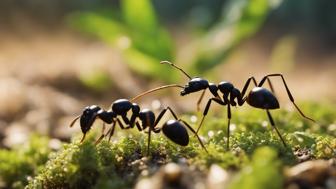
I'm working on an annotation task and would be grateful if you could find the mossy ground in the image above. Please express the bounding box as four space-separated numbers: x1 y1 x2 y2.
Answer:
1 102 335 189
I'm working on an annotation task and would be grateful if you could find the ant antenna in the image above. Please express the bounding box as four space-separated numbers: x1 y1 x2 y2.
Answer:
69 115 80 127
130 84 184 102
160 61 192 79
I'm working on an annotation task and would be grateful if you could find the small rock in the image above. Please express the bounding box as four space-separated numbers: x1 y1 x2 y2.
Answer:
135 178 160 189
48 138 62 150
3 122 30 147
163 163 182 184
285 160 336 188
134 162 205 189
207 164 230 189
0 78 27 119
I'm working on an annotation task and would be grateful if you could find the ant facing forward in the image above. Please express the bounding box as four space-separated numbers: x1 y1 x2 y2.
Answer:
69 87 207 155
159 61 315 149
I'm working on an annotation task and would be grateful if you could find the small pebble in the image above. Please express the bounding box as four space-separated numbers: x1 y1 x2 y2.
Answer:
286 160 336 188
3 122 29 147
207 164 229 189
135 178 159 189
48 138 62 150
163 163 182 183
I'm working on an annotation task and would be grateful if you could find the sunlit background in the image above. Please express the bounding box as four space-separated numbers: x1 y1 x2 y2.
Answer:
0 0 335 147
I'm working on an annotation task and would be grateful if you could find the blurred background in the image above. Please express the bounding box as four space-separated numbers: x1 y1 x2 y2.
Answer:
0 0 335 148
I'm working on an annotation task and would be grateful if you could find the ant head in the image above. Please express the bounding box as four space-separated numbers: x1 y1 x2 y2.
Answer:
181 77 209 96
79 105 100 134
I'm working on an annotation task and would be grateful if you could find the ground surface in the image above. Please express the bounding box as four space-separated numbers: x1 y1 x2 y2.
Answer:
1 101 335 188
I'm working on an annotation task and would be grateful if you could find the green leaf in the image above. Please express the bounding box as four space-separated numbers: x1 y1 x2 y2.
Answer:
68 11 128 45
193 0 280 73
123 48 177 82
68 7 175 81
79 69 114 92
121 0 173 60
121 0 158 33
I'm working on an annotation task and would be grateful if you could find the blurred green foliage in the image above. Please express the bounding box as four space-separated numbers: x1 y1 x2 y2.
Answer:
69 0 281 81
69 0 175 82
192 0 278 73
79 69 114 92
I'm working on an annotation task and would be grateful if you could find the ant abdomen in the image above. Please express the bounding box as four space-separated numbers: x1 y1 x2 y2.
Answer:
162 120 189 146
246 87 279 110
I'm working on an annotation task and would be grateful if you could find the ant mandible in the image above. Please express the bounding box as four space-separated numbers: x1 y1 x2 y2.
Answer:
69 85 207 155
159 61 315 149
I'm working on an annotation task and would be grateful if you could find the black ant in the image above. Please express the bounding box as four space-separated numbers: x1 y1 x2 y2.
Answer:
159 61 315 149
69 86 207 155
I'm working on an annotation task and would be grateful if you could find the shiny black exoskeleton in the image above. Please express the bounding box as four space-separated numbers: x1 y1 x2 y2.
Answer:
70 99 139 143
161 61 315 149
134 107 207 154
70 99 207 155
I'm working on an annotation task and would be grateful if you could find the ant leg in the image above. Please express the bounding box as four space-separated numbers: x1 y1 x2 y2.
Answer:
226 104 231 150
121 114 131 127
135 121 143 132
116 118 127 129
145 114 152 156
196 89 206 111
154 108 169 127
94 123 106 145
197 98 225 133
179 119 208 153
241 77 258 98
107 120 117 141
147 128 152 156
165 107 179 120
129 104 140 129
266 78 275 94
129 115 137 129
240 76 274 95
80 133 87 143
106 118 128 142
258 74 315 122
153 106 179 127
266 109 287 147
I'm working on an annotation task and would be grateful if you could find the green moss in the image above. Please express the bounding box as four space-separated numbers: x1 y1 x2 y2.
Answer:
229 147 283 189
0 135 51 188
0 102 334 188
26 134 201 189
